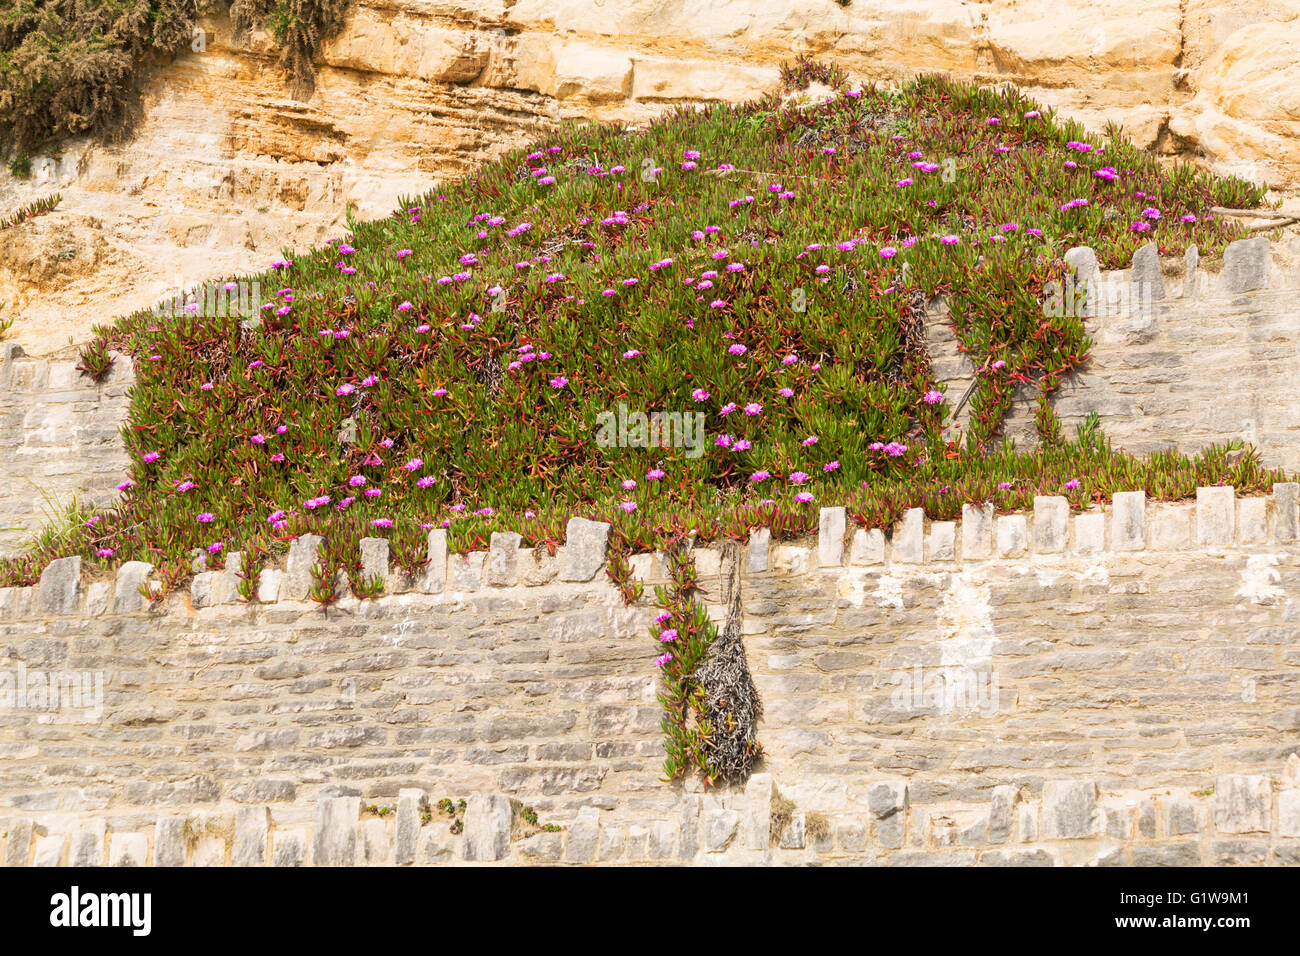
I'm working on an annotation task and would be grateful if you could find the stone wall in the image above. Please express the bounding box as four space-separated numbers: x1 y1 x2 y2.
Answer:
927 235 1300 470
3 485 1300 865
0 344 133 557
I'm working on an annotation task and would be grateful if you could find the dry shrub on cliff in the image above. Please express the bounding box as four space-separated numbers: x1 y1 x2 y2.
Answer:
0 0 349 161
0 0 198 158
230 0 348 99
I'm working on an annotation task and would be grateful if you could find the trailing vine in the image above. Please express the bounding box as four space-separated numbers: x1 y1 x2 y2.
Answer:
653 538 762 784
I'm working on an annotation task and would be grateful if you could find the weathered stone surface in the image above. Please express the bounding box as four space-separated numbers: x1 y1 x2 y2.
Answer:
284 534 324 602
704 809 741 853
359 537 389 588
558 518 610 582
108 833 149 867
113 561 153 613
996 515 1028 558
962 503 994 560
818 507 846 567
567 806 601 863
1197 486 1235 546
1042 780 1099 839
463 795 512 861
1214 775 1270 833
154 817 186 867
893 509 924 563
850 528 885 565
1033 497 1069 554
1130 242 1166 301
233 806 270 866
1221 237 1271 293
423 529 448 593
1274 482 1300 542
746 527 771 573
1112 491 1146 551
395 788 424 865
743 773 773 851
38 556 81 614
487 532 524 586
313 796 361 866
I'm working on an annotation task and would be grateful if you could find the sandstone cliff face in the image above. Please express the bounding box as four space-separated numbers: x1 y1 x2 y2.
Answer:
1 0 1298 355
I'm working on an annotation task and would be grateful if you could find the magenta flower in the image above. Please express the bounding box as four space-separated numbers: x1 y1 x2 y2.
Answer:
349 475 366 487
417 476 436 488
655 652 673 668
371 518 394 528
728 344 747 355
647 468 665 480
549 376 568 389
336 384 356 397
744 403 762 416
197 512 215 523
143 451 161 463
251 433 267 444
940 234 960 244
620 501 636 513
1064 479 1081 490
404 457 424 472
794 491 814 503
789 472 809 485
751 470 770 483
719 403 737 416
622 479 637 490
96 548 114 557
660 628 679 643
207 542 224 554
692 388 710 402
923 390 944 404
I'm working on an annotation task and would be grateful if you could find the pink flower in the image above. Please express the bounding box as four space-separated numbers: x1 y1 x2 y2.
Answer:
880 247 898 259
404 457 424 471
620 501 636 513
251 433 267 444
923 390 944 404
794 491 814 503
336 383 356 397
719 403 737 416
744 403 762 416
692 388 710 402
802 436 818 447
197 512 215 523
789 472 809 485
728 344 747 356
750 470 770 483
655 652 673 667
549 376 568 389
623 349 642 359
647 468 665 480
143 451 161 463
371 518 394 528
622 479 637 490
660 628 679 642
940 234 960 244
1064 479 1081 490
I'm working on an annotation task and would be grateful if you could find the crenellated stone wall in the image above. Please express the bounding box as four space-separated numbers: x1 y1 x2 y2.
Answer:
0 344 133 557
3 484 1300 865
